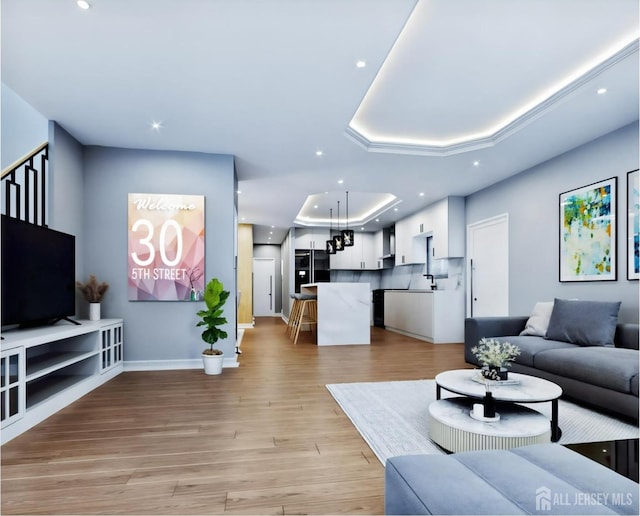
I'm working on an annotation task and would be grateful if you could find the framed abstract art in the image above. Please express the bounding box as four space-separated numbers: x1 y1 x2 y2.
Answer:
559 177 617 282
628 169 639 280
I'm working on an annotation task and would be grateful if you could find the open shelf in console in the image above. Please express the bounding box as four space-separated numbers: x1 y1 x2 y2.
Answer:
27 354 98 410
1 319 123 444
26 347 100 409
25 335 99 382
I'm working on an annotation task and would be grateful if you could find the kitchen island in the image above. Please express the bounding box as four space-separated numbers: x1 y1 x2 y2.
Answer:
301 282 370 346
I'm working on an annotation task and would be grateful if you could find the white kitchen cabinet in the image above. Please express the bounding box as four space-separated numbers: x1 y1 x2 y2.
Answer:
329 241 354 269
384 291 432 337
393 197 465 261
415 196 465 260
374 229 384 268
429 196 465 259
330 232 377 269
1 319 124 444
294 227 330 249
395 214 426 266
360 232 377 269
384 290 464 343
413 206 431 236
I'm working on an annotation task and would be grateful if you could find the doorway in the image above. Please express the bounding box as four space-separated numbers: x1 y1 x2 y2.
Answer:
253 258 276 317
467 214 509 317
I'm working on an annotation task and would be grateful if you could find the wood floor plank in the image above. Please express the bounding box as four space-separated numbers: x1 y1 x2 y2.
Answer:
284 495 386 515
1 317 468 515
225 477 384 511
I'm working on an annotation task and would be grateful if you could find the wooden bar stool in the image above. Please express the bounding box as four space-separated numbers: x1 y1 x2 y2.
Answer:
289 293 317 345
287 294 302 337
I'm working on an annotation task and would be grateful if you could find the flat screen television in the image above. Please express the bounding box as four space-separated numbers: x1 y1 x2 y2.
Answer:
1 215 76 327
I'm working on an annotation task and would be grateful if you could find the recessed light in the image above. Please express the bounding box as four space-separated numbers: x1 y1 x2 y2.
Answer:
375 218 380 222
150 121 163 131
473 160 480 167
315 150 323 156
419 192 424 196
77 0 90 9
597 87 608 95
356 60 367 68
236 190 242 194
313 205 318 209
338 179 344 184
394 208 398 212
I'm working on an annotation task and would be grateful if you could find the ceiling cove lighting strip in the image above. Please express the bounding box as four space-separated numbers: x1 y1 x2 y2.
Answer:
347 37 639 157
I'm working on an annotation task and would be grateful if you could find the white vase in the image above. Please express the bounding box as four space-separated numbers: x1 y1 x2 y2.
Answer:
89 303 101 321
202 353 224 375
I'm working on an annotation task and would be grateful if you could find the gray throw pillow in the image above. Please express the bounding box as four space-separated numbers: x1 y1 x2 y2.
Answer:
545 298 621 347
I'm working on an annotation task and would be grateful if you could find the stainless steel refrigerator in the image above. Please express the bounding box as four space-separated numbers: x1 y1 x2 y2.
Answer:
294 249 330 293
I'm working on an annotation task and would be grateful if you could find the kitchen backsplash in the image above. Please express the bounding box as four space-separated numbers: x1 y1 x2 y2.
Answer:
330 260 463 291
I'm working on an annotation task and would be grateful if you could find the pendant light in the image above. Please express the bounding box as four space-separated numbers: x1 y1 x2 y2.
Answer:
326 208 336 254
341 190 354 247
333 200 344 251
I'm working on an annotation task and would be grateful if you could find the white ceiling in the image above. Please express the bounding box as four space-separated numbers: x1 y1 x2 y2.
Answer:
2 0 638 244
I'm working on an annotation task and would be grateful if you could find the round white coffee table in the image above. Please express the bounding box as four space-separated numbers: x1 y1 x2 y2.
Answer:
434 369 563 441
428 397 552 452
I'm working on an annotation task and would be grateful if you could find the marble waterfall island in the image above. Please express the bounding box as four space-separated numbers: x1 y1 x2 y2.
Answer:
301 283 370 346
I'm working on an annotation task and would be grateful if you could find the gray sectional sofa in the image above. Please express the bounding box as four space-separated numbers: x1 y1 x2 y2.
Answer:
385 443 639 515
464 299 639 421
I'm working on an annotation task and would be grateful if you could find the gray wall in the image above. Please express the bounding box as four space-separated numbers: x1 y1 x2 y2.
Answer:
1 83 48 168
466 122 639 323
253 244 283 314
48 123 86 316
82 146 236 361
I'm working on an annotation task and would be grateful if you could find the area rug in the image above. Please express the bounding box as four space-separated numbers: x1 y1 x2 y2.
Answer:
326 380 639 465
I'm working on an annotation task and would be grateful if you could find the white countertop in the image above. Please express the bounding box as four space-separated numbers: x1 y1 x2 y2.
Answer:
385 289 436 293
385 289 463 293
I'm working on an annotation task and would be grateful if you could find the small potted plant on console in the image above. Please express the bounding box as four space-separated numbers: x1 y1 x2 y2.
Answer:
196 278 229 375
76 275 109 321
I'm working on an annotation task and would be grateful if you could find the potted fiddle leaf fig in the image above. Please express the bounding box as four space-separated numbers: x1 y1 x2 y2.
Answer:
196 278 230 375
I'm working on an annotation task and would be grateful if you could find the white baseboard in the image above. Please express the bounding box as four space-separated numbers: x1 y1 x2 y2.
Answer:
126 329 245 371
124 357 239 371
236 328 244 352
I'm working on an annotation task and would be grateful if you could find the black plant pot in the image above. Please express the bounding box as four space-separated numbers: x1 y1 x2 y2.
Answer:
481 366 508 381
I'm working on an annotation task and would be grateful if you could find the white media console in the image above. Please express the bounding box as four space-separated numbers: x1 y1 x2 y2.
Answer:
0 319 123 444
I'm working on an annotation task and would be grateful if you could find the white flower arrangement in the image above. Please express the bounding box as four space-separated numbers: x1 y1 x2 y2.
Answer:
471 338 520 369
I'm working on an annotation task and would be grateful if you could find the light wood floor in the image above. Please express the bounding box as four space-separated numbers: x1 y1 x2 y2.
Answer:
1 317 469 515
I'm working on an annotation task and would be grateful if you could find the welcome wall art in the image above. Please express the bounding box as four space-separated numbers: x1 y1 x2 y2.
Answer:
128 193 205 301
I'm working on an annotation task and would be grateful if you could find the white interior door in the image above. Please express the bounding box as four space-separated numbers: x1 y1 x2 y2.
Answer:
253 258 275 317
467 214 509 317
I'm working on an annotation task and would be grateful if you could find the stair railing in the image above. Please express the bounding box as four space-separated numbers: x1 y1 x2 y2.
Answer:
1 142 49 226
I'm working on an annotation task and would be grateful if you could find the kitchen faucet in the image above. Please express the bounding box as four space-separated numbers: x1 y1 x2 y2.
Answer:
423 274 437 290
